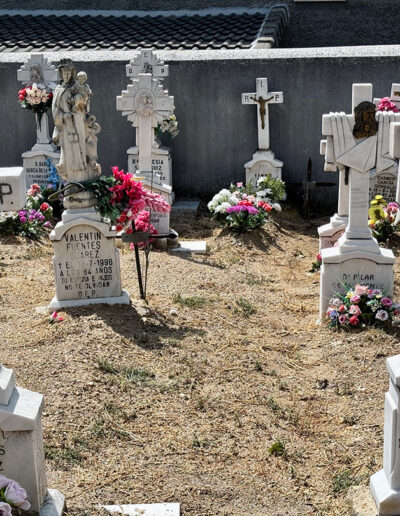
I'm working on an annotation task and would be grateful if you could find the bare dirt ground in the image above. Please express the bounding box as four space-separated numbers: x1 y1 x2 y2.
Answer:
1 207 399 516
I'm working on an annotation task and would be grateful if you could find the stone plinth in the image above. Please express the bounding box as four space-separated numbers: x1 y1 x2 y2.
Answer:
23 148 60 189
319 246 394 315
128 144 172 187
0 364 64 515
244 150 283 185
0 167 27 212
49 208 130 308
370 354 400 515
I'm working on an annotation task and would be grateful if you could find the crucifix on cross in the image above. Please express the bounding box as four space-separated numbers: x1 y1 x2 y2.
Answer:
242 78 283 150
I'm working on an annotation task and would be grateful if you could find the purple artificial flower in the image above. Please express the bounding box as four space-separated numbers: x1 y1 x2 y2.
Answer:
19 217 27 224
43 221 52 228
381 297 393 308
28 215 35 221
4 480 30 510
0 502 12 516
372 289 382 296
17 211 26 217
246 206 259 215
34 211 42 219
329 310 339 320
0 475 11 489
376 310 389 321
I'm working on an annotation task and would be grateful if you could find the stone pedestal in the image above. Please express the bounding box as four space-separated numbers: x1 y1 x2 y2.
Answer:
49 208 130 308
128 144 172 188
0 167 27 211
0 364 64 515
371 354 400 515
244 150 283 185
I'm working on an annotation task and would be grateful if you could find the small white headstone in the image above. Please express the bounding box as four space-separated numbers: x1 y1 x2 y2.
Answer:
128 145 172 186
369 168 398 201
50 210 130 308
0 167 27 212
371 354 400 514
0 364 64 515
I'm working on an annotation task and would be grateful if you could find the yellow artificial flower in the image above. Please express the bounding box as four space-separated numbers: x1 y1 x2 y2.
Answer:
370 199 378 205
170 114 176 121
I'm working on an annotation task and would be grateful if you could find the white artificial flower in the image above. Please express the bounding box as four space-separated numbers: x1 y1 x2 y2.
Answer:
169 121 178 130
161 121 169 131
170 114 176 121
219 201 232 213
218 189 231 198
31 83 38 90
272 203 282 212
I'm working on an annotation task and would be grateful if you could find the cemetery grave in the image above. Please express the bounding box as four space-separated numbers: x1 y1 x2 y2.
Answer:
1 204 400 514
3 4 400 516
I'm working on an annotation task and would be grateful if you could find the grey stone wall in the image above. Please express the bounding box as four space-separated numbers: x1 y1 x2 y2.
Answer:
2 47 400 213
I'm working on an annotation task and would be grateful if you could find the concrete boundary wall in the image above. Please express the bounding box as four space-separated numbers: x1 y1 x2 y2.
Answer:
2 46 400 212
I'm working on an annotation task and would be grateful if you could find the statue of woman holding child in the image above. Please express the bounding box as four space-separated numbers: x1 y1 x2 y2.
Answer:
52 59 101 208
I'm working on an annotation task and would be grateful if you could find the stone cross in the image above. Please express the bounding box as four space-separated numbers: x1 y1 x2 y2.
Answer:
17 54 58 151
126 49 169 81
116 73 174 174
370 354 400 514
322 84 400 251
242 78 283 150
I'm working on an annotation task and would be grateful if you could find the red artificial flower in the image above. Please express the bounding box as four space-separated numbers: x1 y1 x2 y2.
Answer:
258 201 272 212
40 202 50 211
316 253 322 262
349 315 359 326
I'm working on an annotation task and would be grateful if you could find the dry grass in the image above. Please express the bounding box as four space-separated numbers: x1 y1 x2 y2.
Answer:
1 207 399 515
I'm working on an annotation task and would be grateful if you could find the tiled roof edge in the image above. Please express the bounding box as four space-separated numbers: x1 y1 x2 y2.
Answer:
252 4 290 48
0 7 274 18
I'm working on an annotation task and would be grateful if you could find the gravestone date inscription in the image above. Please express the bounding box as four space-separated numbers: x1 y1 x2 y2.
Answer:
54 224 121 301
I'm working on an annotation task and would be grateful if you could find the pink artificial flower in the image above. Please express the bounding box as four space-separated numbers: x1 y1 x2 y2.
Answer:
381 297 393 308
350 294 361 303
349 315 360 326
338 304 346 313
376 310 389 322
338 314 349 324
354 285 369 296
316 254 322 262
387 202 399 214
377 97 399 112
4 481 30 510
27 183 41 196
236 182 243 187
349 305 361 316
49 311 63 324
0 475 11 489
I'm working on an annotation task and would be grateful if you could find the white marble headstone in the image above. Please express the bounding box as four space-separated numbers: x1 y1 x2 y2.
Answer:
0 167 27 212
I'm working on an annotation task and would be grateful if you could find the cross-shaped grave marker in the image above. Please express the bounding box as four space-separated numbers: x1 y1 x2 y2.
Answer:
242 78 284 184
117 73 175 234
242 77 283 151
122 51 174 187
319 83 400 316
16 53 59 188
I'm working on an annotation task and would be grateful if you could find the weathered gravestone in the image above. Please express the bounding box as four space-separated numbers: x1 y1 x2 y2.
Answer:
242 77 284 185
370 354 400 515
117 72 174 234
124 50 173 190
319 83 400 317
0 364 64 515
0 167 26 212
50 59 129 308
17 54 60 189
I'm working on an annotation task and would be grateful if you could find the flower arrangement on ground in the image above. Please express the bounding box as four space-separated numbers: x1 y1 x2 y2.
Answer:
207 174 286 232
18 83 53 125
368 195 399 243
0 184 54 240
0 474 30 514
326 284 400 329
376 97 399 113
156 114 179 139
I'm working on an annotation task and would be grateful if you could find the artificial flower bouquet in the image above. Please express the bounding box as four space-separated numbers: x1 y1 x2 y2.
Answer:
0 184 54 240
60 167 170 238
18 83 53 124
326 284 400 329
208 175 286 232
376 97 399 113
0 474 30 515
156 114 179 139
309 253 322 273
368 195 399 243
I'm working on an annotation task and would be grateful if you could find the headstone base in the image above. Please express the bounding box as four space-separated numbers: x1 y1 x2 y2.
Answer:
370 469 400 516
128 144 172 187
49 290 130 309
40 489 65 516
170 241 207 254
245 149 283 186
317 214 347 250
22 148 60 190
319 246 394 316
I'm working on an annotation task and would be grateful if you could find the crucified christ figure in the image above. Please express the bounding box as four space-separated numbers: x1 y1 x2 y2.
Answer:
250 95 273 129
